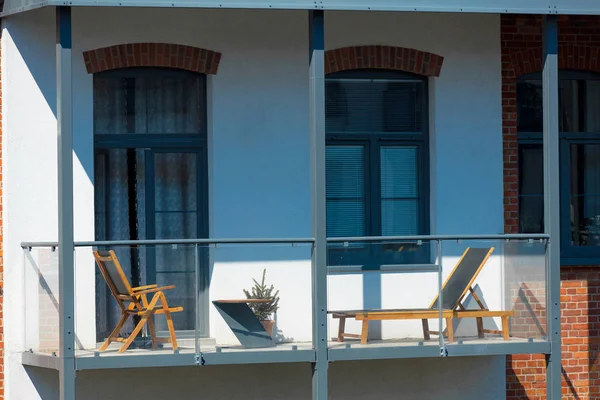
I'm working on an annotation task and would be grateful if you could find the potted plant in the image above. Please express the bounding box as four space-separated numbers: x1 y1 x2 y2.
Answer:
243 269 280 337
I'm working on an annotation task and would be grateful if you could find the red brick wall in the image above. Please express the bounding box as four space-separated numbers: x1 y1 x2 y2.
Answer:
502 14 600 400
507 268 600 400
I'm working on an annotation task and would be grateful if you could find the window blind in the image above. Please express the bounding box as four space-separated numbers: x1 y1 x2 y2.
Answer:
380 146 418 235
325 145 366 238
326 79 422 134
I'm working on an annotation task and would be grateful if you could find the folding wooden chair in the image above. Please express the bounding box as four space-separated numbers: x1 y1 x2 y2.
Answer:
93 249 183 353
330 247 514 344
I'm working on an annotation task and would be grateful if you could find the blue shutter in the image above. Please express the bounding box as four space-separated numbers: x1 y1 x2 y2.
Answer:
380 146 418 236
326 145 366 238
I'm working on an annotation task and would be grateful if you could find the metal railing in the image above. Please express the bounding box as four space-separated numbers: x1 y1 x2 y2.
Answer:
21 233 550 363
21 237 316 248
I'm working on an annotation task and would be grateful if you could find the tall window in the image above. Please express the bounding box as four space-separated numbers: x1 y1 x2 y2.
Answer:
325 70 429 267
517 70 600 264
93 68 209 339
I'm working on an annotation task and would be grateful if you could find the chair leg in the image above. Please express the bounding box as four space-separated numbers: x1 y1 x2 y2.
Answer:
119 294 162 353
159 292 178 351
99 313 129 352
422 319 430 340
147 316 158 349
337 317 346 343
119 314 150 353
445 318 454 343
360 320 369 345
502 316 510 341
476 317 484 339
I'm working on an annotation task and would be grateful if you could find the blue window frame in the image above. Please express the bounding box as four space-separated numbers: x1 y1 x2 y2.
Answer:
517 70 600 265
93 67 210 339
325 70 430 268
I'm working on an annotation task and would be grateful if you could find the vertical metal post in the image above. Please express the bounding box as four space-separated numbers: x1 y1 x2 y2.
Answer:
542 15 562 400
194 244 200 357
436 240 445 353
56 6 76 400
309 9 328 400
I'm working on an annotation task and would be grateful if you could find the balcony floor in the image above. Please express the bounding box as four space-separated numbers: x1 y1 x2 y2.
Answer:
21 335 550 371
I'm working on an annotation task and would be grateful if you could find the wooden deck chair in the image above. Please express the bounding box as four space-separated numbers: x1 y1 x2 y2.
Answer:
330 247 514 344
93 250 183 353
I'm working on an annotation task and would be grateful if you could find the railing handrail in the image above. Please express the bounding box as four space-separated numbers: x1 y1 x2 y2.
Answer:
327 234 550 242
21 237 316 248
21 233 550 248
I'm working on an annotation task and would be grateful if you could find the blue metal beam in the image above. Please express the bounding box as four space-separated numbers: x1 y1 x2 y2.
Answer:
542 14 562 400
309 9 328 400
0 0 561 18
56 6 76 400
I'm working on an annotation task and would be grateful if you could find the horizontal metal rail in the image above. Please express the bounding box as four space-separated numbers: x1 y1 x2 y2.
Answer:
21 237 316 248
327 264 439 274
22 234 551 248
327 234 550 243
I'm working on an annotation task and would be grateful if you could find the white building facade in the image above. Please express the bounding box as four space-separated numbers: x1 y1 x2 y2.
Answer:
2 2 569 399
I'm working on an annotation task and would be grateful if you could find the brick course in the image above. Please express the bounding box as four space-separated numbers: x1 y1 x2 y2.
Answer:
83 43 222 75
325 45 444 77
502 14 600 400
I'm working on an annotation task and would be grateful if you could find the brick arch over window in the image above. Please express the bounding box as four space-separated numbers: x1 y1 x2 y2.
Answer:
509 45 600 77
83 43 222 75
325 45 444 77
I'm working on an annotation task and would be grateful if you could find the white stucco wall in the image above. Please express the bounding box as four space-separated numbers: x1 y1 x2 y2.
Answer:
24 357 506 400
3 7 506 400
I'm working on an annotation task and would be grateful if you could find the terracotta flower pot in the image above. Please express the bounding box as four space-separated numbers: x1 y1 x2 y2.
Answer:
260 320 275 337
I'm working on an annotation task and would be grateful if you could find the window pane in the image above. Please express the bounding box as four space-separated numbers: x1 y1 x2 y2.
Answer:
517 80 543 133
380 146 419 235
94 71 204 134
560 80 580 133
585 80 600 132
326 79 422 134
570 144 600 246
326 145 366 237
518 144 544 233
517 78 600 133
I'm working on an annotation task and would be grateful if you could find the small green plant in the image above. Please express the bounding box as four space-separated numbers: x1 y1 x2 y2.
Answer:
243 269 280 321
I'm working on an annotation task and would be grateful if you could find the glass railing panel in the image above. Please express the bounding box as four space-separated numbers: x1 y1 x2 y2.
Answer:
326 239 443 348
202 241 313 354
67 240 314 358
439 238 548 344
74 244 197 355
23 245 60 355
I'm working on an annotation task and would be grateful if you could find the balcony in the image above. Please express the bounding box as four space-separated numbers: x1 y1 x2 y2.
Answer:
20 234 550 370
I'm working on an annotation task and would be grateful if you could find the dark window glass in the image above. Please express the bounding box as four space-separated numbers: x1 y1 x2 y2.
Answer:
326 78 423 133
517 72 600 261
517 78 600 133
380 145 419 235
325 71 428 266
518 144 544 233
570 144 600 246
326 145 367 238
94 69 205 134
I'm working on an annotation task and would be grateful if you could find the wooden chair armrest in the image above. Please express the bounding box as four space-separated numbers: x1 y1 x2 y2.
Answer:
134 285 176 295
132 284 158 291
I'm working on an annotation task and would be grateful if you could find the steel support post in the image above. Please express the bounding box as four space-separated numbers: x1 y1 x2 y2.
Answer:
56 6 76 400
542 15 562 400
309 9 328 400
